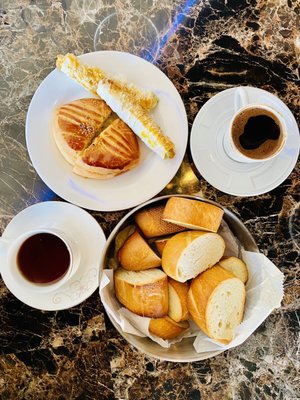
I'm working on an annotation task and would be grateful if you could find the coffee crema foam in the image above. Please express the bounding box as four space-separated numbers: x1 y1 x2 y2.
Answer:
231 107 284 160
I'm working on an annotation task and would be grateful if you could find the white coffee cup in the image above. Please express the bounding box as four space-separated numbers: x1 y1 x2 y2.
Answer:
223 87 287 163
0 228 81 293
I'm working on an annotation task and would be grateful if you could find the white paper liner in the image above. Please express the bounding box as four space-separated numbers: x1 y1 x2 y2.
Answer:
99 221 284 353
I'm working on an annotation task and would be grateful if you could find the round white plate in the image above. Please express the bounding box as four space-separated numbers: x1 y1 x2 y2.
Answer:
26 51 188 211
190 86 300 196
0 202 106 311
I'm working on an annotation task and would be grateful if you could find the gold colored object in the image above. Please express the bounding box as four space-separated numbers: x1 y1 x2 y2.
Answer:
56 53 158 110
97 78 175 159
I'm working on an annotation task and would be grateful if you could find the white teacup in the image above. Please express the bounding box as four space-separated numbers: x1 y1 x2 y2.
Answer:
0 228 81 293
223 87 287 163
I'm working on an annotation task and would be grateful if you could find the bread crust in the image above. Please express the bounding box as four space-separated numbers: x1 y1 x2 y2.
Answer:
118 230 161 271
74 118 139 179
162 231 225 282
134 205 185 238
218 257 248 283
187 265 246 344
114 268 168 318
163 197 224 232
149 316 189 339
168 278 190 322
53 98 112 165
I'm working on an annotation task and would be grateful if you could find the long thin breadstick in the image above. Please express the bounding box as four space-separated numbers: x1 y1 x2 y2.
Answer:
56 53 158 111
97 78 175 159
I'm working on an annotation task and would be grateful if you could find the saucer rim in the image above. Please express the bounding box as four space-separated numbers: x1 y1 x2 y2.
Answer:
190 86 300 197
0 201 106 311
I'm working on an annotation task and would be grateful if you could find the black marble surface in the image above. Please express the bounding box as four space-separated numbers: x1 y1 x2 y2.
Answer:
0 0 299 399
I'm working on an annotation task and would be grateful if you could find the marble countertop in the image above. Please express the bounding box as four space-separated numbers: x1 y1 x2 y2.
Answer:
0 0 299 399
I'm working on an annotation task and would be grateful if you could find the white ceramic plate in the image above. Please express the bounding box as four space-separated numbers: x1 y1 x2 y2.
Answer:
100 194 258 362
26 51 188 211
190 86 300 196
0 202 106 311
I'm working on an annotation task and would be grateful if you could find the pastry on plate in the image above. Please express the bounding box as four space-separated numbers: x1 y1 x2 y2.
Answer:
56 53 158 110
73 118 139 179
53 98 112 165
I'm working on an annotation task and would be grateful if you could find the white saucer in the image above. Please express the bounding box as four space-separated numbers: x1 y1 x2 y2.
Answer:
190 86 300 196
0 202 106 311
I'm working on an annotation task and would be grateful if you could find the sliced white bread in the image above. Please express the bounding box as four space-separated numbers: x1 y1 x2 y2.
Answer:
134 204 185 238
218 257 248 283
149 316 189 340
163 197 224 232
118 230 161 271
187 265 246 344
162 231 225 282
168 278 189 322
114 268 168 318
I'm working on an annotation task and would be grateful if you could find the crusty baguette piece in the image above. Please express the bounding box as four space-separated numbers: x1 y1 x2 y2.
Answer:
97 78 175 159
114 268 168 317
53 98 112 165
118 230 161 271
134 204 185 238
154 239 168 256
56 53 158 110
149 316 189 340
162 231 225 282
73 118 139 179
187 265 246 344
218 257 248 284
168 278 189 322
163 197 224 232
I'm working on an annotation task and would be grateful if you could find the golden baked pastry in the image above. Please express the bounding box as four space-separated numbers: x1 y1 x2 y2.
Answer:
97 78 175 159
53 98 112 165
56 53 158 110
73 118 139 179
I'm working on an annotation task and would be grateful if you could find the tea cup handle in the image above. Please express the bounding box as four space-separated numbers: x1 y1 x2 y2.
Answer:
234 87 248 112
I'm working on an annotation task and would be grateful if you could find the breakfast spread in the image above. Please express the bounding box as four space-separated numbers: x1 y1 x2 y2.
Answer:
111 197 248 344
54 53 175 174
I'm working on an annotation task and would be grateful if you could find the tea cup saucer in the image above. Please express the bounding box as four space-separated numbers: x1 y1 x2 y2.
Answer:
190 86 300 196
0 201 106 310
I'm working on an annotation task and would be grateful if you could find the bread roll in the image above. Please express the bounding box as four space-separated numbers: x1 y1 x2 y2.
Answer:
218 257 248 283
118 230 161 271
162 231 225 282
163 197 224 232
168 278 189 322
134 204 185 238
187 265 246 344
149 316 189 340
114 268 168 317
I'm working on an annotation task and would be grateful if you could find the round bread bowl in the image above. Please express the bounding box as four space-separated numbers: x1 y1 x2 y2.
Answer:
99 194 258 362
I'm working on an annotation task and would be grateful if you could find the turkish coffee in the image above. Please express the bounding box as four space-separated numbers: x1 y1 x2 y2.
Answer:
231 107 284 160
17 232 71 284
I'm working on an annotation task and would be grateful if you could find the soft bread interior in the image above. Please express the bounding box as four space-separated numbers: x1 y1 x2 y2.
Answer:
218 257 248 283
115 268 166 285
177 233 225 281
206 278 245 343
168 284 183 322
